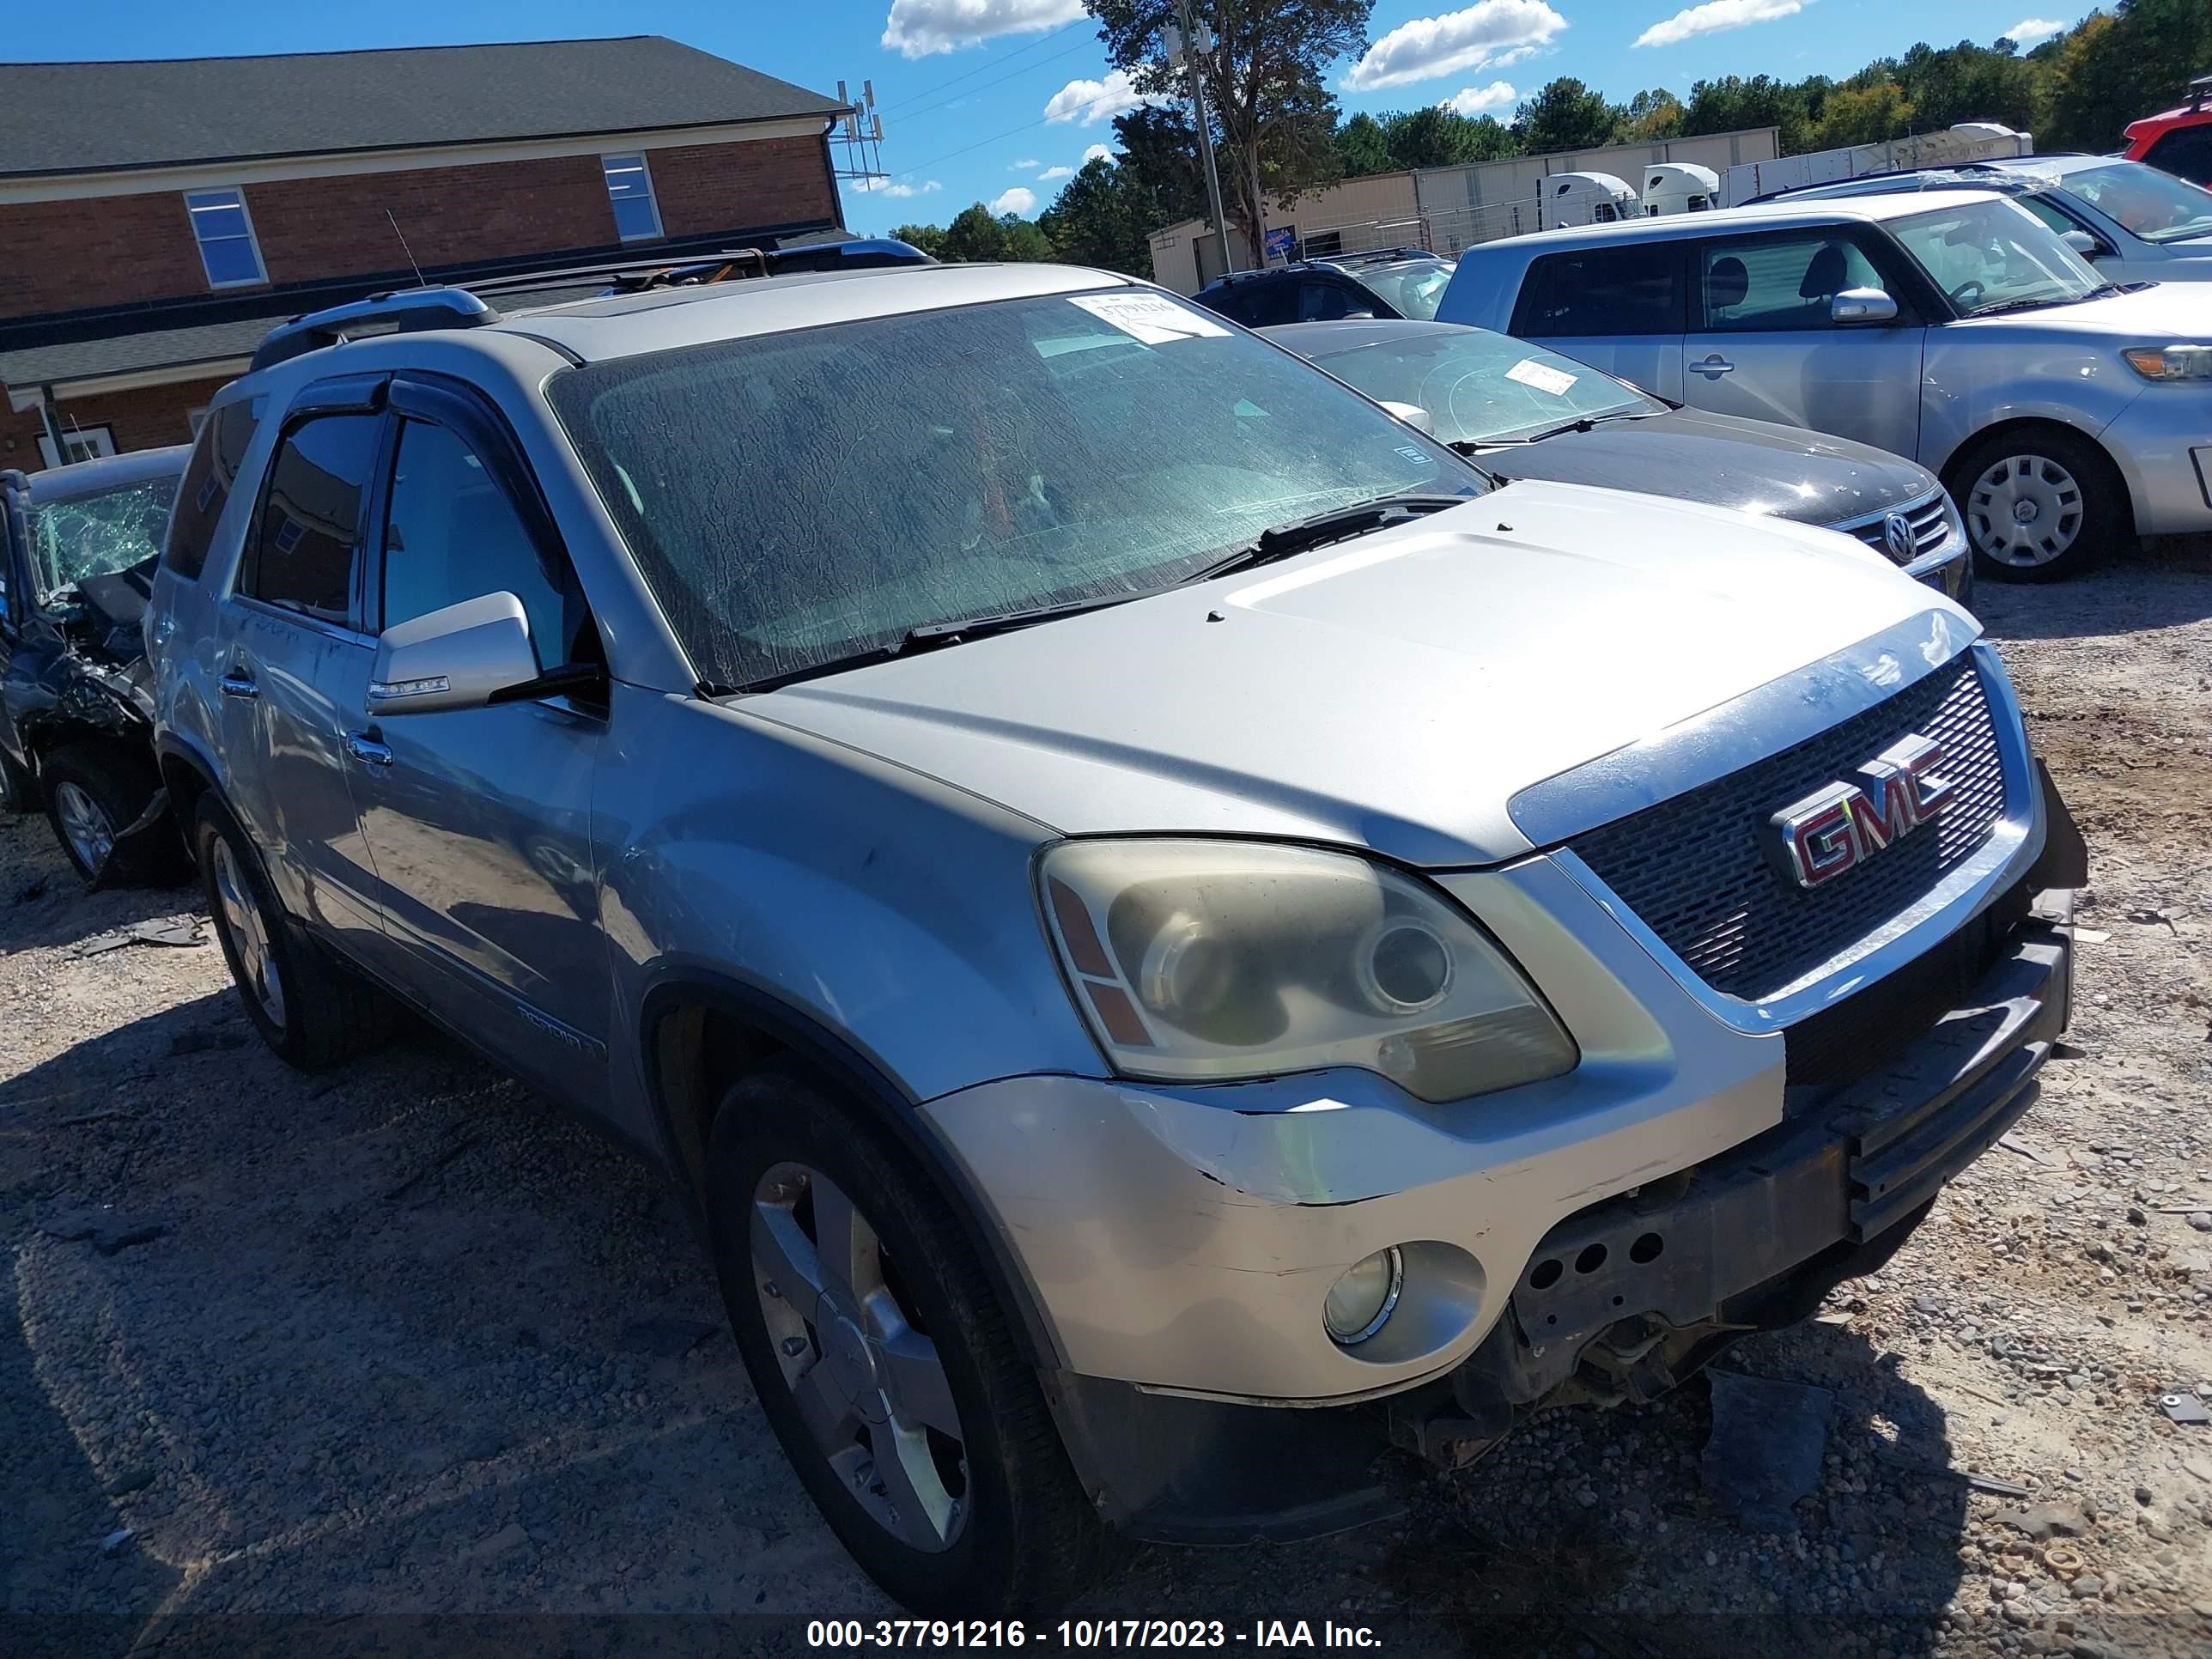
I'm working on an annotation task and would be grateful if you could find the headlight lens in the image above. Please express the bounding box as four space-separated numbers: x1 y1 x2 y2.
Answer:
1039 839 1576 1103
2122 344 2212 382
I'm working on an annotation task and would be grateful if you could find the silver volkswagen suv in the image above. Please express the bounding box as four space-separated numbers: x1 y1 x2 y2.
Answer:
146 263 2083 1617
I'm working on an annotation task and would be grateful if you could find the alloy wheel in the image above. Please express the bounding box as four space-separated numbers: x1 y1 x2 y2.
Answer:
52 781 115 875
1966 453 2084 568
751 1162 969 1553
210 837 286 1030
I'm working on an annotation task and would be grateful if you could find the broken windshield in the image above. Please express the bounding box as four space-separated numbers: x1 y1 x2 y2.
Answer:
27 477 180 599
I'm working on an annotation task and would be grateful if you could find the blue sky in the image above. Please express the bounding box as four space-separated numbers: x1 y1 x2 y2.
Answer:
16 2 2088 234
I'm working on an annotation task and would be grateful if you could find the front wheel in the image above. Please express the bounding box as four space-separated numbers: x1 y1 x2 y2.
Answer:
194 797 392 1070
1948 428 2128 582
706 1064 1117 1617
40 743 178 885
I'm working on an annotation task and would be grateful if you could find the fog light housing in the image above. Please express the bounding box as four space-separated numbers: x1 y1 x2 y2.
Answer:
1323 1246 1405 1346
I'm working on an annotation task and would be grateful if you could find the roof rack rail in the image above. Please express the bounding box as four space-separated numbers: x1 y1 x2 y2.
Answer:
250 287 499 372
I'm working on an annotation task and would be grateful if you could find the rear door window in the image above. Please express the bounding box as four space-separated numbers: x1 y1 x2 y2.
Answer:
2142 127 2212 188
1510 245 1686 337
1298 281 1358 321
165 395 263 580
241 413 382 627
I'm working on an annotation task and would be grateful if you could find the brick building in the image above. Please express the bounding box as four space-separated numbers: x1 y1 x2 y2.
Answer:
0 36 849 470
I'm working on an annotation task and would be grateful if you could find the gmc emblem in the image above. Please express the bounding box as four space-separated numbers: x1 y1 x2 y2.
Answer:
1769 733 1954 889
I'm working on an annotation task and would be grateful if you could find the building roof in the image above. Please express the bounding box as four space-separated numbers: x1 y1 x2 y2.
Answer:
0 36 845 180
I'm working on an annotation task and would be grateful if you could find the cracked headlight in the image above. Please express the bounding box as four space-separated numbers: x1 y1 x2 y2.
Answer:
1039 839 1576 1103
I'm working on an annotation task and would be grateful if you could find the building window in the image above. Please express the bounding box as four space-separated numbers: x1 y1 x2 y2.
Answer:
185 189 267 288
38 425 117 469
601 154 664 241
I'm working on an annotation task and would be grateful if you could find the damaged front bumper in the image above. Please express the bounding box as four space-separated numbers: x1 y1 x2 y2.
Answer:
1036 899 2070 1543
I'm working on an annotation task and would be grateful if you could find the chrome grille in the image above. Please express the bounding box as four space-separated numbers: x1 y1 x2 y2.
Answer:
1837 492 1952 565
1566 654 2008 1002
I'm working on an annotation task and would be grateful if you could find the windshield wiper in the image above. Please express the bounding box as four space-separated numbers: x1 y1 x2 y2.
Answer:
1459 409 1655 449
1188 492 1471 582
726 591 1158 693
897 591 1149 648
1967 286 2118 318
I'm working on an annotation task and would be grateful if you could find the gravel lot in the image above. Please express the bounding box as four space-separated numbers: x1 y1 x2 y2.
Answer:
3 554 2209 1659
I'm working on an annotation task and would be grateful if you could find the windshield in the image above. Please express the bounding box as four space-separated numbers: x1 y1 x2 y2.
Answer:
1889 197 2106 315
548 290 1484 689
2047 161 2212 244
1308 326 1658 445
1352 260 1455 321
26 475 179 599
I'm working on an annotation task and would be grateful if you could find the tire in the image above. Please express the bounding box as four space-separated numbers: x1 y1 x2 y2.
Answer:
194 796 392 1071
40 742 177 885
705 1063 1118 1617
1947 426 2130 583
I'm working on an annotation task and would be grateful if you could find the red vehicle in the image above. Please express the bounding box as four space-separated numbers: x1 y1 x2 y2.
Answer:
2125 74 2212 185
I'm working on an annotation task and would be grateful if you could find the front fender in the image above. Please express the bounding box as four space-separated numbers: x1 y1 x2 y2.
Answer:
597 686 1105 1109
1919 332 2142 479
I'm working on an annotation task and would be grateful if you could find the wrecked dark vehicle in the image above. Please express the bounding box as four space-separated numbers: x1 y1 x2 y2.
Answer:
0 446 191 882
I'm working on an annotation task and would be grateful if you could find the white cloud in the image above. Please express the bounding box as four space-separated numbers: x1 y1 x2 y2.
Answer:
853 176 944 197
991 185 1039 216
1343 2 1565 92
1083 143 1114 164
2004 15 2066 46
1440 80 1516 115
1012 157 1042 170
1044 68 1161 124
1038 165 1075 180
881 0 1084 58
1632 0 1805 51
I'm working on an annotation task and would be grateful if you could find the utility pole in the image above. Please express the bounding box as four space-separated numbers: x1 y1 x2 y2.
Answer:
1167 0 1237 276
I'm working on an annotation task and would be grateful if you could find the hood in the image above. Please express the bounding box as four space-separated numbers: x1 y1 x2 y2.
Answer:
738 482 1967 867
1474 408 1939 526
1963 279 2212 337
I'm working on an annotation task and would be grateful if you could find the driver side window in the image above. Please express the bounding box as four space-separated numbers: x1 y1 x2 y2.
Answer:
379 418 569 667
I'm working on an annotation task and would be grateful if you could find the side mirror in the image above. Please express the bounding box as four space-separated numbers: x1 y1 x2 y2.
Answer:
1344 308 1376 320
370 591 538 715
1377 399 1435 434
1830 287 1899 325
2060 228 2107 258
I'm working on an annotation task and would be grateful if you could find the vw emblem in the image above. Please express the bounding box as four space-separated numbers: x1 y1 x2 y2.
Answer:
1881 512 1917 562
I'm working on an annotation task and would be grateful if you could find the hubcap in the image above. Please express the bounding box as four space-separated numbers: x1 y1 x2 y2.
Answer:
53 781 114 873
1967 453 2083 567
752 1163 969 1553
210 838 285 1029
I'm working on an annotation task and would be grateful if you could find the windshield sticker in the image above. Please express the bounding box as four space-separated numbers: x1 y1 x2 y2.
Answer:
1504 358 1577 397
1066 293 1231 344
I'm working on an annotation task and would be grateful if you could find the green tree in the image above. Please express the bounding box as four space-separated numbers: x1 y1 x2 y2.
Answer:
2042 0 2212 151
1814 80 1916 148
1000 216 1055 260
1112 106 1208 225
1378 106 1507 167
1513 78 1626 154
890 222 949 259
1680 73 1819 153
1088 0 1372 266
936 204 1013 262
1335 111 1395 177
1624 88 1685 142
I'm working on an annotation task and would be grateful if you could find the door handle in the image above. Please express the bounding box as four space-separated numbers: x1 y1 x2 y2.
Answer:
1692 355 1735 379
345 732 393 767
219 669 258 700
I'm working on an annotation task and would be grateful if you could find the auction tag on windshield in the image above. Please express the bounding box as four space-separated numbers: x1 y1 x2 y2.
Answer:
1066 293 1230 344
1504 358 1578 396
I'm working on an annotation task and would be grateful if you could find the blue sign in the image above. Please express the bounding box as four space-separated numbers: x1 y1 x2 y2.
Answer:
1264 227 1297 263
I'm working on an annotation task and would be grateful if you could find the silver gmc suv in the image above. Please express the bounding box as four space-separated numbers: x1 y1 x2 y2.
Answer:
145 263 2084 1617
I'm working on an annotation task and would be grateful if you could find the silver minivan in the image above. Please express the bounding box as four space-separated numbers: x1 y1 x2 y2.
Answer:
1439 190 2212 580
